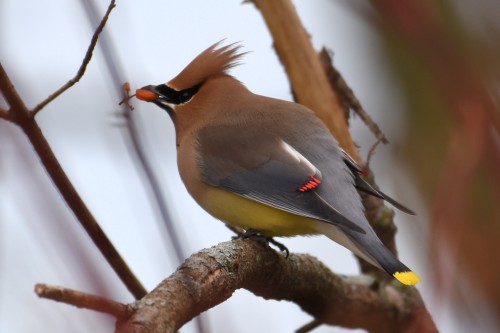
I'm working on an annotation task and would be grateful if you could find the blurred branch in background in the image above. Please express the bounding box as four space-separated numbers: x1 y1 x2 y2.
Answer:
31 0 115 115
369 0 500 328
79 0 189 269
79 0 206 331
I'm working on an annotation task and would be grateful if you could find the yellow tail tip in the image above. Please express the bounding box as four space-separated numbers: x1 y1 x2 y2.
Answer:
393 271 421 285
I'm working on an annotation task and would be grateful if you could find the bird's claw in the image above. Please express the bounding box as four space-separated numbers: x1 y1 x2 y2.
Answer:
236 229 290 258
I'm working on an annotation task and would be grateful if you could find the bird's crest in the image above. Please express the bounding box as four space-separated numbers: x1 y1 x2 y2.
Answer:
167 41 246 91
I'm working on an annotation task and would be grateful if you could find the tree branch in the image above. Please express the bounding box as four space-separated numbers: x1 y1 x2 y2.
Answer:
31 0 116 115
35 283 131 319
120 84 187 265
115 240 437 333
0 63 31 120
318 48 389 145
369 1 500 310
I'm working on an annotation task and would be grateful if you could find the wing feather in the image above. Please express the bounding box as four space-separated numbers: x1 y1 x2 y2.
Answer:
197 125 365 234
341 150 416 215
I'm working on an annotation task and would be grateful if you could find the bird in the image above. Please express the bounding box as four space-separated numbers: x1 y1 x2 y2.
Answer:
134 41 420 285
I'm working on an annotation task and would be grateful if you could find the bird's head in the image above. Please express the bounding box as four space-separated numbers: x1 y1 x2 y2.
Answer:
135 41 246 119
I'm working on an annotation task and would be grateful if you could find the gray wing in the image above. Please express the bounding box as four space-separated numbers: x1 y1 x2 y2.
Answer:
196 124 365 234
341 150 416 215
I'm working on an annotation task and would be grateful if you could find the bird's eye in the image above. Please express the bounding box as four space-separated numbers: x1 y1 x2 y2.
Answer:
178 83 203 103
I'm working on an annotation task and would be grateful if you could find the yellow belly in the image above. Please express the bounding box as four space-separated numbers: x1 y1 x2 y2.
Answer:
200 186 321 237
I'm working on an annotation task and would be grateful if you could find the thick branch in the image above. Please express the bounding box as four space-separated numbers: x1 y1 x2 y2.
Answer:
31 0 116 115
116 240 436 333
371 0 500 296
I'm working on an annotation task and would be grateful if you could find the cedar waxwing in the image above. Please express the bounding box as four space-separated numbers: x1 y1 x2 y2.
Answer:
135 41 420 285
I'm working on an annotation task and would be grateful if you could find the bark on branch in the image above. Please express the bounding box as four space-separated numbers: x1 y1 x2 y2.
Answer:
35 283 131 319
116 240 436 333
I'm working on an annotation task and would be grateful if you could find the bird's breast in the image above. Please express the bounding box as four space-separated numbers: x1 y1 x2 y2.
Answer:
200 186 322 237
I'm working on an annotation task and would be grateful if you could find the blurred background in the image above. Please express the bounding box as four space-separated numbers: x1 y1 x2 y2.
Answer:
1 0 499 332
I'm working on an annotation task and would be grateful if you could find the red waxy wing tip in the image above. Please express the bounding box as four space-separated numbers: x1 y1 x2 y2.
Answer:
135 89 159 101
298 176 321 192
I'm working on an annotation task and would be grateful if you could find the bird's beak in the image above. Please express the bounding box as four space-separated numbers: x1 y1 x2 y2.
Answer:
136 85 161 102
136 85 175 115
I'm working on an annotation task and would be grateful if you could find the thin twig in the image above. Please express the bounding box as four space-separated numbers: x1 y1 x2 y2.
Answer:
31 0 116 115
296 319 321 333
366 133 386 168
35 283 130 319
120 83 135 110
319 48 389 144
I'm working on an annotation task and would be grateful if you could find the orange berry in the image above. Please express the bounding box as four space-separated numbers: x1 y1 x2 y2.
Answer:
135 89 159 101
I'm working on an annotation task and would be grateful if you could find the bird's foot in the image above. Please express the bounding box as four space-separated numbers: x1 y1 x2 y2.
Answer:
235 229 290 258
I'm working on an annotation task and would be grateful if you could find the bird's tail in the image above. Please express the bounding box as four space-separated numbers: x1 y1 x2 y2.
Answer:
317 223 420 285
357 236 421 285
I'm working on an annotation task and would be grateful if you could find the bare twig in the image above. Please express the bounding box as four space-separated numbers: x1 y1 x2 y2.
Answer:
119 83 135 109
115 240 436 333
0 63 31 118
366 133 386 168
296 319 321 333
35 283 131 319
31 0 116 115
319 48 389 144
